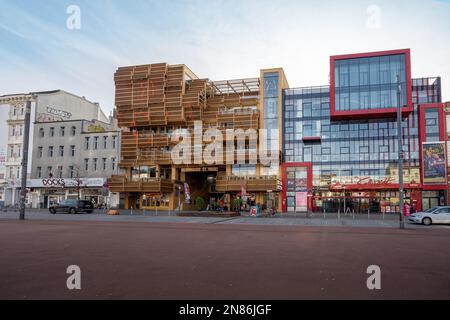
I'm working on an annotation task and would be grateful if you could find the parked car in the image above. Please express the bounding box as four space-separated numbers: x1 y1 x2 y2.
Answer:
408 206 450 225
49 200 94 214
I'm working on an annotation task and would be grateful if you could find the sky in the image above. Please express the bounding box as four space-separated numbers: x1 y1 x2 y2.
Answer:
0 0 450 116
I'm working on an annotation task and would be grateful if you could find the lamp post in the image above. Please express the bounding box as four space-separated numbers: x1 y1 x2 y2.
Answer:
19 98 33 220
397 75 405 229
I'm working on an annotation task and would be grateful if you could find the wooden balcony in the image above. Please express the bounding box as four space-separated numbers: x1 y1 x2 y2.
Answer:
121 131 171 149
119 149 172 167
108 175 174 193
215 175 279 192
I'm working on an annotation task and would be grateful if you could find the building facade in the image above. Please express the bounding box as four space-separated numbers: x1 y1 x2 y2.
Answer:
28 118 120 208
0 90 109 206
282 49 447 214
108 49 447 214
108 64 285 210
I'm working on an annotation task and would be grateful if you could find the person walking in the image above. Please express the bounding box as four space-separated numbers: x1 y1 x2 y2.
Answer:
403 202 411 217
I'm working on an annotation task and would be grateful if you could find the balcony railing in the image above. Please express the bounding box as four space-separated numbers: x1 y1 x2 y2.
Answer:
215 175 279 192
108 175 174 193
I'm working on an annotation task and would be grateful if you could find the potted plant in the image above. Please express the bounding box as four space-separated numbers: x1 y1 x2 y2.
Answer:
195 196 205 211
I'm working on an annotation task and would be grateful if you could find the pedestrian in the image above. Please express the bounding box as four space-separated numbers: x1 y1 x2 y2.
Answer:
403 202 411 217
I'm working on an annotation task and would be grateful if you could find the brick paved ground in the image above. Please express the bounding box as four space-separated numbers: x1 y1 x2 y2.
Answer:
0 218 449 299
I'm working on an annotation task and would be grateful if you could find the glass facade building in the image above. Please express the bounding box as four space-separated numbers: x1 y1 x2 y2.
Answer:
282 49 445 214
334 54 408 111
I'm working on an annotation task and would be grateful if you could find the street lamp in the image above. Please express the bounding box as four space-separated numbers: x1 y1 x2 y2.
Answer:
396 75 405 229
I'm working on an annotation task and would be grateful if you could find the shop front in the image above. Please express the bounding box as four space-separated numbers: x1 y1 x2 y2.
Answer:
27 178 108 209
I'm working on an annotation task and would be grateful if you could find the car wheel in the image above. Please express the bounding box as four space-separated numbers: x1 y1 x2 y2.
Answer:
422 217 432 226
69 208 77 215
50 208 56 214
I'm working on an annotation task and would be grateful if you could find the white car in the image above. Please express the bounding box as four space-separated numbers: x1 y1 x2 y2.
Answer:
408 206 450 226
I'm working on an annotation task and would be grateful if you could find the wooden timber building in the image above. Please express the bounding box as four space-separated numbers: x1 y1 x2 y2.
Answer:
108 63 288 211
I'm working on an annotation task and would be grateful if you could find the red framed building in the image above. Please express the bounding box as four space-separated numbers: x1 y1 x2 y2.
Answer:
282 49 447 214
330 49 413 119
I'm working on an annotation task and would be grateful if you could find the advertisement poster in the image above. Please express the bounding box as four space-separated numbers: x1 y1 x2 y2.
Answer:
184 182 191 204
423 142 447 184
295 192 307 207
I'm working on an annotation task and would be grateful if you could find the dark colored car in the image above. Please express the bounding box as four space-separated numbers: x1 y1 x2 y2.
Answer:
49 200 94 214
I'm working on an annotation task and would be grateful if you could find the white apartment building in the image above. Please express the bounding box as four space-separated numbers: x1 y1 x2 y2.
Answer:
0 90 109 207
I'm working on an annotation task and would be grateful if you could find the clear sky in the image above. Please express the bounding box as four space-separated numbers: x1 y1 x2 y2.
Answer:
1 0 449 115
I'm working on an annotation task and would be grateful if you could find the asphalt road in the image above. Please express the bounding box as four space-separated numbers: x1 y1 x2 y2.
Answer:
0 219 449 299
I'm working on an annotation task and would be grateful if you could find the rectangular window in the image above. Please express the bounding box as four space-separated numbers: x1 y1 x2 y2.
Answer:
39 128 44 138
71 126 76 136
94 136 99 150
69 166 75 178
70 145 75 157
48 146 54 157
47 166 52 177
102 158 107 171
37 167 42 179
59 146 64 157
111 158 116 171
84 159 89 171
38 147 43 158
112 136 117 149
85 137 90 150
93 158 98 171
57 166 63 178
60 127 65 137
49 127 54 137
103 136 108 149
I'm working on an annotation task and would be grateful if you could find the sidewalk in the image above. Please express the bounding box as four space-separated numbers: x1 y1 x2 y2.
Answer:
0 208 434 229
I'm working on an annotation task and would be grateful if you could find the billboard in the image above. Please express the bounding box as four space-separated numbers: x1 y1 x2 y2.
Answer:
422 142 447 184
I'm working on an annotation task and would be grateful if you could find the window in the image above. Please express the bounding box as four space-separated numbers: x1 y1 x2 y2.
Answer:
39 128 44 138
93 158 98 171
57 166 63 178
47 166 53 177
59 146 64 157
48 146 54 157
60 127 65 137
84 159 89 171
94 136 99 150
9 145 14 158
102 158 107 171
69 166 75 178
12 107 17 116
111 158 116 171
112 136 117 149
49 127 55 137
71 126 76 136
103 136 108 149
70 145 75 157
37 167 42 179
16 167 20 179
85 137 90 150
38 147 43 158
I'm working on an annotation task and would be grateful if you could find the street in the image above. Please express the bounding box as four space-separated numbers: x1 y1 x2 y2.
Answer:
0 217 449 299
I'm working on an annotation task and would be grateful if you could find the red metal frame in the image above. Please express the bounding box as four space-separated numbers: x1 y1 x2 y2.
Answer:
330 49 413 119
281 162 313 212
418 103 447 190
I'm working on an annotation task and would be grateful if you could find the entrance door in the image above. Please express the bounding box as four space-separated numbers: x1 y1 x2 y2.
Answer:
285 167 308 213
128 193 140 210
